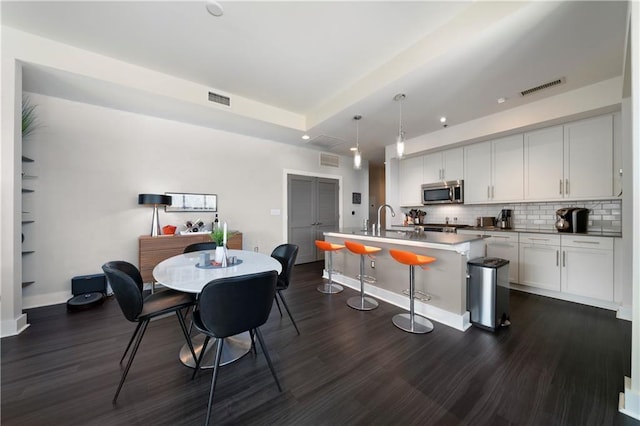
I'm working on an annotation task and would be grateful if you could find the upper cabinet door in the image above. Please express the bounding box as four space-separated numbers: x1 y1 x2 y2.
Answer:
492 134 523 202
398 155 424 206
524 126 564 201
563 115 613 199
422 152 442 183
464 141 492 204
442 147 463 181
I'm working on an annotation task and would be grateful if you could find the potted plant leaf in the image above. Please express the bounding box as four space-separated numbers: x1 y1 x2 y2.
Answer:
22 95 38 138
210 228 225 246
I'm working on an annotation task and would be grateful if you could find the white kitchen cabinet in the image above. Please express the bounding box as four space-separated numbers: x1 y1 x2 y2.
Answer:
560 235 613 301
563 115 613 199
423 147 463 183
398 155 424 206
524 125 564 200
485 232 519 283
524 116 613 201
463 142 491 203
464 134 523 203
518 234 561 291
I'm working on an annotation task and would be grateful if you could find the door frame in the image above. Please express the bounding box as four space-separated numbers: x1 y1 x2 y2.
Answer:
282 169 343 243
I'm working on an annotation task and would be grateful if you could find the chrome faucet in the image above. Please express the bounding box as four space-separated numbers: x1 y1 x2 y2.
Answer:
376 204 396 236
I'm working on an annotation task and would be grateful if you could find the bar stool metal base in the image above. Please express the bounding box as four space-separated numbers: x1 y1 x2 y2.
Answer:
317 282 344 294
347 296 378 311
392 313 433 334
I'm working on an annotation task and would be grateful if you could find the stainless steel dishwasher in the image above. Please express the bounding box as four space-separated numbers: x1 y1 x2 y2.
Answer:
467 257 511 331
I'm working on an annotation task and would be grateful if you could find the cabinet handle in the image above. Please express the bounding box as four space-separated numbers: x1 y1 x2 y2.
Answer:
487 186 491 199
565 179 569 195
491 186 495 199
574 240 600 245
556 250 559 266
491 235 509 239
529 237 550 241
439 169 443 180
559 179 563 195
562 251 566 267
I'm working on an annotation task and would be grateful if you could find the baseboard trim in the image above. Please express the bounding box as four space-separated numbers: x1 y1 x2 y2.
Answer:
619 377 640 420
1 313 30 337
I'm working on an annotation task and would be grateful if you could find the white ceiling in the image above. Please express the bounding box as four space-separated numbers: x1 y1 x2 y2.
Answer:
2 1 629 164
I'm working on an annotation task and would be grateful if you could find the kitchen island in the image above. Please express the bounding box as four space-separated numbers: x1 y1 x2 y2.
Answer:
323 229 486 331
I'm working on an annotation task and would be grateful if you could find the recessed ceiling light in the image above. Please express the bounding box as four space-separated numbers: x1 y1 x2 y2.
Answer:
206 0 224 17
440 116 447 123
301 134 310 140
497 97 507 104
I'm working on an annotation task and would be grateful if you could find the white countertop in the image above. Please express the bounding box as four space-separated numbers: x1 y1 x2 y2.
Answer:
324 228 486 247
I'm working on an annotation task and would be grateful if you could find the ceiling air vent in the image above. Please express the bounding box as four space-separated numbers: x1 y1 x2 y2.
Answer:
320 152 340 168
208 91 231 107
520 77 565 97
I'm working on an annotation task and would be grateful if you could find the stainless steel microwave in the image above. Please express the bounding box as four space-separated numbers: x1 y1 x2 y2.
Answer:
421 180 464 205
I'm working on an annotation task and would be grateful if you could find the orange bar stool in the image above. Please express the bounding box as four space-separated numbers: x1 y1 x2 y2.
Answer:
344 241 382 311
389 249 437 334
315 240 345 294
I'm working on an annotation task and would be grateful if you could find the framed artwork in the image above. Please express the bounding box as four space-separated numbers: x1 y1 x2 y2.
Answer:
352 192 361 204
165 192 217 212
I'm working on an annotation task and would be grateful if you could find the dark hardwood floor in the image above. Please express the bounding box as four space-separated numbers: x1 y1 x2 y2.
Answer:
2 261 637 425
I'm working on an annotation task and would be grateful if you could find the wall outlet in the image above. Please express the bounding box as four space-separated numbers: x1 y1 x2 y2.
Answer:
371 260 375 269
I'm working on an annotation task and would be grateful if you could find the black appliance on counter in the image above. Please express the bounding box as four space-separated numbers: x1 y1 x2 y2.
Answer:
555 208 589 233
496 209 513 229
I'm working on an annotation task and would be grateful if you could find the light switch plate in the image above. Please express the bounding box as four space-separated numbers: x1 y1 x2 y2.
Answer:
270 209 281 216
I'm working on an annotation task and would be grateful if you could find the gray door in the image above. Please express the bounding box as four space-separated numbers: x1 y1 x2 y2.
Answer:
288 174 339 264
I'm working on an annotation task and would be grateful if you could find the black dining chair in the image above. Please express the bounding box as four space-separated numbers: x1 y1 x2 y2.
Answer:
270 243 300 334
102 261 197 404
184 242 217 253
191 270 282 426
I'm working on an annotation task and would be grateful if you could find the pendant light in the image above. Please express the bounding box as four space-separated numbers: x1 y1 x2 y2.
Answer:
394 93 406 159
353 115 362 170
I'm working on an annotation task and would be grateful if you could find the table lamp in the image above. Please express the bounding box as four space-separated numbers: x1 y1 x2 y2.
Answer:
138 194 172 237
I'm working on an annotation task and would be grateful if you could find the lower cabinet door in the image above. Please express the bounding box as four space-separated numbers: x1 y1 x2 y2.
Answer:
518 244 560 291
486 237 518 283
561 247 614 301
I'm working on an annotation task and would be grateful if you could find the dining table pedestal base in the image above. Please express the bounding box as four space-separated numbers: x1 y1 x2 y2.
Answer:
179 331 252 369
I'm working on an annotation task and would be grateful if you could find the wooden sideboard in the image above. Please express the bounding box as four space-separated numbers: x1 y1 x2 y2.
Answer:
138 232 243 283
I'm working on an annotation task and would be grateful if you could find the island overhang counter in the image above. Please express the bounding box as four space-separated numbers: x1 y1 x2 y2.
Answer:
322 229 487 331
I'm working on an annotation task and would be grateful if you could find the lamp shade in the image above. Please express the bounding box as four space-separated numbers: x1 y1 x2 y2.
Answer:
138 194 172 206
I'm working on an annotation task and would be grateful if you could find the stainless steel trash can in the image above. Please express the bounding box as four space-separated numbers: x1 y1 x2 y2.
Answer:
467 257 510 331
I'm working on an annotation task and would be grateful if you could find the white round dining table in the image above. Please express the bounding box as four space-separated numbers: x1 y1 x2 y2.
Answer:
153 249 282 368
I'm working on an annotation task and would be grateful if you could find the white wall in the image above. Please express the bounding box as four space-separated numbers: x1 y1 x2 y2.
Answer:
20 92 368 309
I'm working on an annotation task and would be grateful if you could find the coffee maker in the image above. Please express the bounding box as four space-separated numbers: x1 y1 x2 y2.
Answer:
555 208 589 233
496 209 513 229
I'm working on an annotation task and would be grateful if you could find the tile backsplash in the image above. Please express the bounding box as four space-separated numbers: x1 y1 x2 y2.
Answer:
400 200 621 233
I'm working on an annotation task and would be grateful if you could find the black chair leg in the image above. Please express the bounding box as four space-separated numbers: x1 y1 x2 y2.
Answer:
204 338 224 426
192 336 211 380
273 295 283 317
113 319 149 404
255 327 282 392
120 322 142 364
249 329 257 355
277 291 300 335
176 310 197 363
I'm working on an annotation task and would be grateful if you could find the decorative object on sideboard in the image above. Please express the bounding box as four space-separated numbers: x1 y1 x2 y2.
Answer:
393 93 406 159
138 193 172 237
162 225 177 235
184 219 205 232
